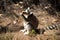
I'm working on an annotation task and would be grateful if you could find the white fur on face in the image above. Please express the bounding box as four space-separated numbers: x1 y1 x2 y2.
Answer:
27 7 30 10
23 11 33 19
25 7 31 14
25 9 28 13
24 14 28 18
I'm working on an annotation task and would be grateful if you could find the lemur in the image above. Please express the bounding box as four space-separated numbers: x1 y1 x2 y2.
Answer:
20 7 59 35
20 7 34 35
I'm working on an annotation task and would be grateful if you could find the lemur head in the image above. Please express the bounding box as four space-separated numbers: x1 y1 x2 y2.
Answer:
21 7 33 18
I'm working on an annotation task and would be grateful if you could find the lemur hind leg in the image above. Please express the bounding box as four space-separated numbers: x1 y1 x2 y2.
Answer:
24 22 32 35
20 22 31 35
24 30 29 35
20 22 28 32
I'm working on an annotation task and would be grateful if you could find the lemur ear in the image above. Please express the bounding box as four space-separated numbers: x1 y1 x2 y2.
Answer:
19 1 23 4
27 7 30 10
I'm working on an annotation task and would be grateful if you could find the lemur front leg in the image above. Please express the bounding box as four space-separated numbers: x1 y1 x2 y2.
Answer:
20 27 30 35
20 29 27 33
20 26 30 35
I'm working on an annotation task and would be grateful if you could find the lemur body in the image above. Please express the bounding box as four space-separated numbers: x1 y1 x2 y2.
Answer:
20 7 33 35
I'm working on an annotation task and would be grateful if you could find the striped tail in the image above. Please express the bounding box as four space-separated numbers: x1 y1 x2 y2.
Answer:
40 24 58 34
44 25 58 30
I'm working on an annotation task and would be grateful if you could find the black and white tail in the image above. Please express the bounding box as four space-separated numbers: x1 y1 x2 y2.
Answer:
44 25 58 30
40 24 59 34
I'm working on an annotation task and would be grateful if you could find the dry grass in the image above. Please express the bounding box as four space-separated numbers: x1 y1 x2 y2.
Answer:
12 32 60 40
0 33 14 40
0 32 60 40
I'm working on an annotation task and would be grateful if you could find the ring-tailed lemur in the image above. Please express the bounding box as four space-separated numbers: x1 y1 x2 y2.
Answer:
20 7 34 35
20 7 59 35
40 24 59 34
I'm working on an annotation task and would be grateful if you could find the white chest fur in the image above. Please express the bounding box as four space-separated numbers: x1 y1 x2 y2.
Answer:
20 21 32 35
23 22 31 30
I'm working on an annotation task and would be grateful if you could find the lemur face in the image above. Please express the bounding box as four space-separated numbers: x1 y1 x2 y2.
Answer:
22 12 30 18
21 7 33 18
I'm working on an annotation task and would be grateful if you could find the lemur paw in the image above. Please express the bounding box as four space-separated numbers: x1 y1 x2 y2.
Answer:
20 29 26 32
24 31 29 35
